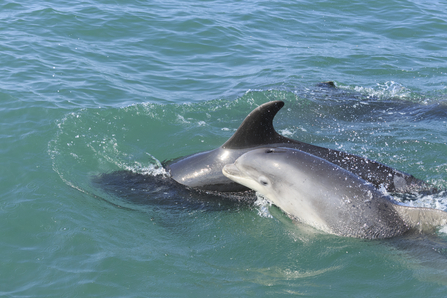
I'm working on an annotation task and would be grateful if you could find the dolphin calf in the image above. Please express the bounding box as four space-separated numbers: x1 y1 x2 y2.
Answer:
222 148 447 239
166 100 431 193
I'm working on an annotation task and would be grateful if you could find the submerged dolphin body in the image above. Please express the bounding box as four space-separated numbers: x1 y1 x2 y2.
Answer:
222 148 447 239
166 100 430 193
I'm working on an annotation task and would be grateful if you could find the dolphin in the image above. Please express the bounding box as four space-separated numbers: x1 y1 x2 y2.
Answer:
222 147 447 239
166 100 431 193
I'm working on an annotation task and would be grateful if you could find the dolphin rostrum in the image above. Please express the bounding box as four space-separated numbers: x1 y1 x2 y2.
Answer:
166 101 431 193
222 147 447 239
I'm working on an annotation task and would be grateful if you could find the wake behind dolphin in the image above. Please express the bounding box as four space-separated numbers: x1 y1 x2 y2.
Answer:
222 148 447 239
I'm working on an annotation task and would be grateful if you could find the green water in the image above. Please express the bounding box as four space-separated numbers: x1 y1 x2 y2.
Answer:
2 0 447 296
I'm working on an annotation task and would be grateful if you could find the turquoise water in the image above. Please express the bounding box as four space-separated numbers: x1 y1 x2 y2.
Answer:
2 0 447 296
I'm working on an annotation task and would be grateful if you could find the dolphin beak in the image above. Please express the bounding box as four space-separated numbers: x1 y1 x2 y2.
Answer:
223 163 259 191
222 164 242 179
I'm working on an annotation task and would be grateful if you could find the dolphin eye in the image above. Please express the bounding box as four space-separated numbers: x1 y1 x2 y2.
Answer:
265 149 275 154
259 176 270 186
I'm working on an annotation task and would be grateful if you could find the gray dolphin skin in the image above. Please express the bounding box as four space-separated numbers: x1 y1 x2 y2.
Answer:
166 100 431 193
222 148 447 239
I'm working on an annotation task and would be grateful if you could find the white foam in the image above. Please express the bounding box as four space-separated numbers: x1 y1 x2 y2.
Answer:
278 128 294 137
254 193 273 218
393 191 447 211
176 114 190 123
117 152 169 177
278 126 307 138
139 153 170 177
439 225 447 235
340 81 412 100
378 184 389 196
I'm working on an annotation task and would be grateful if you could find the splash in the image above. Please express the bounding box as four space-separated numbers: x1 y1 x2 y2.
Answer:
137 153 170 177
48 107 173 198
391 190 447 211
254 193 273 218
340 81 414 100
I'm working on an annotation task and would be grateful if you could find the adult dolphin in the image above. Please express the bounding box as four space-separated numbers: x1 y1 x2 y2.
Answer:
222 147 447 239
166 100 431 193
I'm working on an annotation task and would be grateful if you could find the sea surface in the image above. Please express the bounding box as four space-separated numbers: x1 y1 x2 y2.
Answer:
2 0 447 296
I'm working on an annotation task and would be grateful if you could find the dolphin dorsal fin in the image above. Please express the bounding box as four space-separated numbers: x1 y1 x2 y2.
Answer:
222 100 290 149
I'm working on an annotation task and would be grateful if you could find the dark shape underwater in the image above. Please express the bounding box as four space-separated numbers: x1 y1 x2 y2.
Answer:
92 170 256 211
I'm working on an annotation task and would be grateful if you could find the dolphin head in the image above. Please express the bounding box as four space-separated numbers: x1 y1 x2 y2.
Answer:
222 148 281 198
221 147 328 221
222 147 314 215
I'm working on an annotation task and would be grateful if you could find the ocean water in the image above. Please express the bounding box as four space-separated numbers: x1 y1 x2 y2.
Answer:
2 0 447 296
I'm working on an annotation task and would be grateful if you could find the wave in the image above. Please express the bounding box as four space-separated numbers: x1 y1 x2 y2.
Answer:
48 83 447 213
